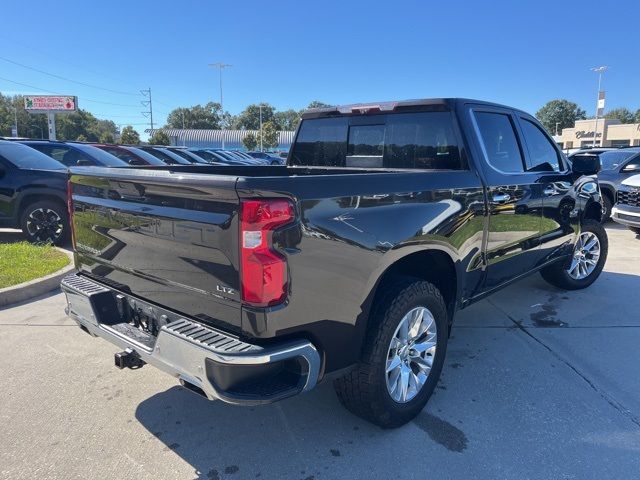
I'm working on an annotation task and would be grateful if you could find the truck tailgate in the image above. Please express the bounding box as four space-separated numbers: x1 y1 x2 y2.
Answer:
68 167 242 333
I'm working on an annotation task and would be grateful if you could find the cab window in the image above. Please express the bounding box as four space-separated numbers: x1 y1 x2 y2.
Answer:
520 118 562 172
474 112 524 173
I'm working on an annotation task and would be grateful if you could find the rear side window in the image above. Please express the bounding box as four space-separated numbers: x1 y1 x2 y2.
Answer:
384 112 461 169
291 112 463 170
474 112 524 173
37 146 73 165
292 117 348 167
519 119 562 172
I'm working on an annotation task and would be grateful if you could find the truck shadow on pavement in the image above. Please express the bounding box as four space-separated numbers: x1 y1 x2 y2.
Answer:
133 267 640 479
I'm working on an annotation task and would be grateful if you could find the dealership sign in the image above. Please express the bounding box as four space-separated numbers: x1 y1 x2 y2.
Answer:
24 95 77 112
575 130 602 139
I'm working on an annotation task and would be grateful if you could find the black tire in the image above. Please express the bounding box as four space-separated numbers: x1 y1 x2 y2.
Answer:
629 227 640 235
601 195 612 223
333 278 448 428
540 219 608 290
20 200 69 246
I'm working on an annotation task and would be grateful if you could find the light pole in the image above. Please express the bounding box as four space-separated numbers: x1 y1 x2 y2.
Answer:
209 61 232 149
181 109 186 146
259 103 263 152
11 103 18 137
555 122 560 136
590 66 608 148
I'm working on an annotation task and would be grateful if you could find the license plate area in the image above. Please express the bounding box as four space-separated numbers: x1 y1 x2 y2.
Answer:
64 275 187 350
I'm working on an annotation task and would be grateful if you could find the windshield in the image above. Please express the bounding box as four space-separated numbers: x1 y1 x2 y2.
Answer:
71 143 128 166
124 147 166 165
157 148 192 164
598 150 639 170
140 147 186 164
0 143 66 170
190 149 218 162
167 149 201 163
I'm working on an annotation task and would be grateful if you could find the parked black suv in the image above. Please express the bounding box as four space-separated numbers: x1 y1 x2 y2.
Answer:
0 141 69 244
62 98 606 427
20 140 128 168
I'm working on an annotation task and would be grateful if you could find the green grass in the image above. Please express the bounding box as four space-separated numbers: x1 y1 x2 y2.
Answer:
0 242 70 288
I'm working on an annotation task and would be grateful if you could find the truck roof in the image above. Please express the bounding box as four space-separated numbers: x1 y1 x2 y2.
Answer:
301 98 526 119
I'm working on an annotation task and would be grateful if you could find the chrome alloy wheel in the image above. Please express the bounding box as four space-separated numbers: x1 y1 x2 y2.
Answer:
385 306 437 403
567 231 600 280
25 208 63 243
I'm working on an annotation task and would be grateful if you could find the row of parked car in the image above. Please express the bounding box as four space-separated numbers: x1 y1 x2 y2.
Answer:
0 139 286 245
568 146 640 233
2 138 639 245
14 140 285 168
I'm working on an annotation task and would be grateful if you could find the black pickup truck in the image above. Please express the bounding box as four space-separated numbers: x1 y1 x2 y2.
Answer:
62 98 606 428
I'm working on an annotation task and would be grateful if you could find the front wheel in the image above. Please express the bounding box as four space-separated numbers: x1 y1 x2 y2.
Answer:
540 219 608 290
333 278 448 428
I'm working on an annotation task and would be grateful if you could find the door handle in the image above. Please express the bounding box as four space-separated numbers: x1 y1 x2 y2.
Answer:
492 193 511 203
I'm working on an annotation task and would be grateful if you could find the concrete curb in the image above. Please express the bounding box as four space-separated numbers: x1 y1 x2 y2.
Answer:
0 249 74 308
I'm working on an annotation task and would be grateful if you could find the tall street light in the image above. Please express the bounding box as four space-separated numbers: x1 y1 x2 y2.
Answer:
590 66 608 148
259 103 263 152
209 61 232 149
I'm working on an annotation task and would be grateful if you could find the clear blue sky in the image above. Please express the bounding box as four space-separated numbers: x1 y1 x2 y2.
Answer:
1 0 638 136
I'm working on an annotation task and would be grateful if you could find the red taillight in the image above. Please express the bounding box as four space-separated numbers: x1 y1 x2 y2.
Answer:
67 179 76 248
240 198 294 307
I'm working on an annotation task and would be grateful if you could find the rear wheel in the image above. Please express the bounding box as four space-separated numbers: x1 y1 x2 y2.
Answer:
20 200 69 245
333 278 448 428
540 219 607 290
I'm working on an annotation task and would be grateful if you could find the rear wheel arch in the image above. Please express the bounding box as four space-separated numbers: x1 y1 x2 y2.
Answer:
356 249 458 347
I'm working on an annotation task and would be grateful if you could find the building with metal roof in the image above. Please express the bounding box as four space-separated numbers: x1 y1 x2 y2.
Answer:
145 128 296 151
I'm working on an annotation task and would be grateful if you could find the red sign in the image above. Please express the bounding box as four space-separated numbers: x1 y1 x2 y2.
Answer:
24 96 77 112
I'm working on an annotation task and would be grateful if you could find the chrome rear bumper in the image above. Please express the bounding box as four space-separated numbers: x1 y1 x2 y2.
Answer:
61 273 321 405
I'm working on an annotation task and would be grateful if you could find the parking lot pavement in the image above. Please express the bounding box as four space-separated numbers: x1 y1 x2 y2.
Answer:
1 225 639 480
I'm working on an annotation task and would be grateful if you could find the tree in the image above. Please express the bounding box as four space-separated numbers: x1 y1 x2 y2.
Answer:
536 99 586 135
0 94 52 139
234 103 275 130
54 109 117 142
149 130 171 145
242 132 258 151
76 134 87 142
99 131 115 144
605 108 634 124
306 100 332 109
635 109 640 124
165 102 224 129
257 121 279 150
120 126 140 145
273 109 301 131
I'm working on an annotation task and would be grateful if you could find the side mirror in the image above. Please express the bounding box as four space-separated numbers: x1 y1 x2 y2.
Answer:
622 164 640 173
571 154 601 176
76 159 93 167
